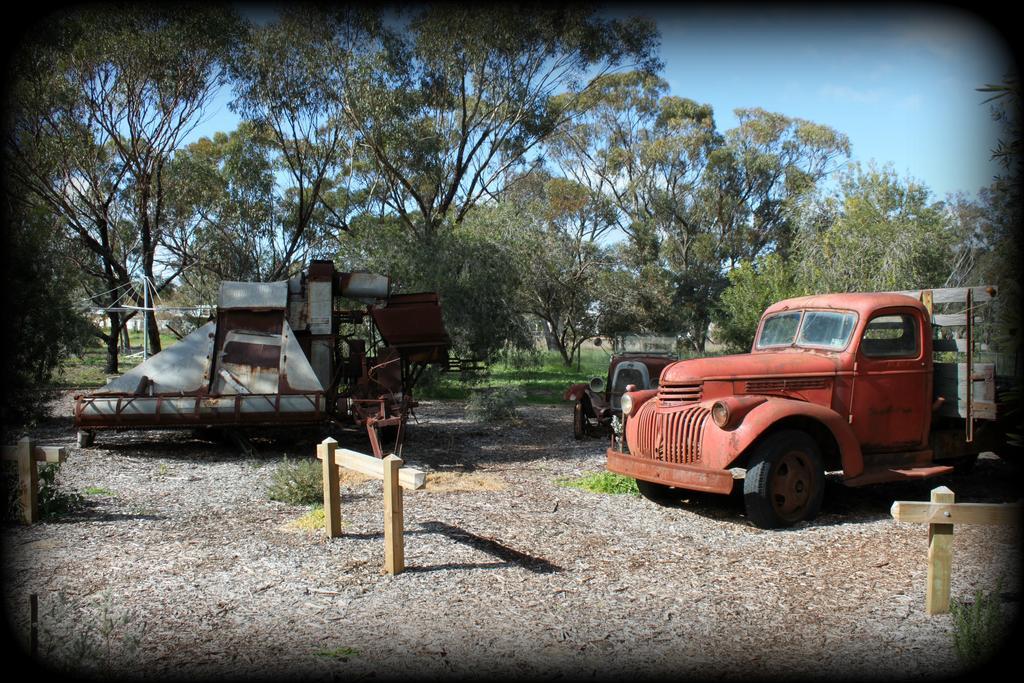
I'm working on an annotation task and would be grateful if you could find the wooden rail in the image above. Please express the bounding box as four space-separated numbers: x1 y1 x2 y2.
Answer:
1 438 68 524
891 486 1021 614
315 437 425 575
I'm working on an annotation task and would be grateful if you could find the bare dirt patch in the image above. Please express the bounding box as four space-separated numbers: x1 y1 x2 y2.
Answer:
2 392 1021 680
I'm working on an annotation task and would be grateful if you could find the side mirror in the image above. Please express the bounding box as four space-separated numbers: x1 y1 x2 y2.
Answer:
589 376 605 393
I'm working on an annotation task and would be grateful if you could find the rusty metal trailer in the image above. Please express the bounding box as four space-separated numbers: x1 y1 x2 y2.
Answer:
74 260 453 456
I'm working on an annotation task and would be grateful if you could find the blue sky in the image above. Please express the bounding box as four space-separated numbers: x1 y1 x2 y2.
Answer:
190 4 1016 201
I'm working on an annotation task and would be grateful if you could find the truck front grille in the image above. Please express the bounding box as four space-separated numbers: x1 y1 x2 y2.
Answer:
634 403 710 464
657 381 702 406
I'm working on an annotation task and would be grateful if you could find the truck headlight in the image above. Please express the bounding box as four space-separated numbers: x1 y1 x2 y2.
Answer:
712 400 731 428
620 393 634 417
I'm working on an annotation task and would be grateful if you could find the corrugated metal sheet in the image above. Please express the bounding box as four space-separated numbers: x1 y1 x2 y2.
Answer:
218 281 288 309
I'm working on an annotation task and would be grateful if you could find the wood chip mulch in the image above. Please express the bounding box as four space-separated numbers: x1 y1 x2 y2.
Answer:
3 392 1020 680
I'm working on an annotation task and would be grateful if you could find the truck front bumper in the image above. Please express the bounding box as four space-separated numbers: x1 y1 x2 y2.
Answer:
606 447 735 495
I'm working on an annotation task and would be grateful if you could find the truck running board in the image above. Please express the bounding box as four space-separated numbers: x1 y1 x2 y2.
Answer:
842 465 954 487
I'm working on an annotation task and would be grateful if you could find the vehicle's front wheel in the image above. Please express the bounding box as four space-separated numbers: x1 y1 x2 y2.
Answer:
573 400 589 440
743 430 825 528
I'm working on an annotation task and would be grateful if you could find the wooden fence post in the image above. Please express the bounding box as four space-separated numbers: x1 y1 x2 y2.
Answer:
319 438 341 538
383 454 404 575
17 438 38 525
892 485 1020 615
30 593 38 657
2 441 67 525
926 486 955 615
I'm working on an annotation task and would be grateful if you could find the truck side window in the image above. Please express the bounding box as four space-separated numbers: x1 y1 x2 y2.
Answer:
861 314 918 358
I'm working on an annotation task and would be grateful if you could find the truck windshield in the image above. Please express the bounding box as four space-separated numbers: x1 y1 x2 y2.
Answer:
757 310 857 351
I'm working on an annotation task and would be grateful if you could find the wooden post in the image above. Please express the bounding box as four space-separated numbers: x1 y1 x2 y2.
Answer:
926 486 955 615
319 438 342 538
2 442 66 526
30 593 38 657
892 489 1020 615
383 454 404 575
17 438 38 525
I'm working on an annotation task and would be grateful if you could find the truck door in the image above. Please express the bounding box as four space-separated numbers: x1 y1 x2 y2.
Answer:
851 308 931 451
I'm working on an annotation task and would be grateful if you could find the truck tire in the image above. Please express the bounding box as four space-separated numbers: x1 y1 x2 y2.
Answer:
636 479 686 505
573 400 588 440
743 430 825 529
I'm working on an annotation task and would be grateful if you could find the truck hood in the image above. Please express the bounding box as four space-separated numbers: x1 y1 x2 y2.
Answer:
661 351 841 384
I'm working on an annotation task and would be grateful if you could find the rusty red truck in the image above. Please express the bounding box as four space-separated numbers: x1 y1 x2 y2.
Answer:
607 287 1014 528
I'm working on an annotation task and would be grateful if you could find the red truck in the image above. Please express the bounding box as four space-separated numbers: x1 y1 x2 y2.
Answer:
607 287 1013 528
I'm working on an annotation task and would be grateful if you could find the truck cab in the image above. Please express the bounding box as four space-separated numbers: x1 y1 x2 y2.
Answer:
606 288 1006 528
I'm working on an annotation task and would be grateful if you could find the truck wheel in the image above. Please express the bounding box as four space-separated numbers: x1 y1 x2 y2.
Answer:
636 479 686 505
743 430 824 529
573 401 588 440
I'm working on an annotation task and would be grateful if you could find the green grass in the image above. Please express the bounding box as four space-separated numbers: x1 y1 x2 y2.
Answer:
420 348 610 404
558 471 640 496
83 486 115 496
55 330 180 389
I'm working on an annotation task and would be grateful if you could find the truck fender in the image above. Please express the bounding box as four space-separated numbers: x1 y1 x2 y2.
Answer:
702 397 864 477
563 383 590 402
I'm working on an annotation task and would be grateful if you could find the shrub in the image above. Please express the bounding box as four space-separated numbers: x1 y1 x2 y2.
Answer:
1 462 83 522
38 463 85 518
267 457 323 506
496 345 542 370
466 386 523 423
38 590 147 676
950 582 1011 668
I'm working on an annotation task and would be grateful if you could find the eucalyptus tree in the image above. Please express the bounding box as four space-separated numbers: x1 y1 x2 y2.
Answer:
160 123 278 302
548 72 849 350
5 6 240 367
707 107 851 265
547 71 724 348
498 172 619 366
228 6 369 281
791 162 954 294
332 5 661 242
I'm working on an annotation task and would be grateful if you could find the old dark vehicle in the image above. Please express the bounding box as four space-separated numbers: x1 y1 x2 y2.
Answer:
564 335 677 440
607 287 1017 528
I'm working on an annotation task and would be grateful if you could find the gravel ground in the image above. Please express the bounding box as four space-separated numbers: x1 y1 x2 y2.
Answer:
3 392 1021 681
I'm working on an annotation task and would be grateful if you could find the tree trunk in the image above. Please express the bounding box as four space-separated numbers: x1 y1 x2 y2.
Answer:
105 312 121 374
146 308 161 356
120 323 132 353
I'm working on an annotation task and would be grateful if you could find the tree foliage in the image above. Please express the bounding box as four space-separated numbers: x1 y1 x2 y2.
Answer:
338 5 661 239
714 163 961 351
5 5 240 369
792 162 956 293
2 200 93 425
549 71 848 349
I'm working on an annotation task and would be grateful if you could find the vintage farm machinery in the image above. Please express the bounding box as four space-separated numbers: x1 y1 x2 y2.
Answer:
73 260 453 457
